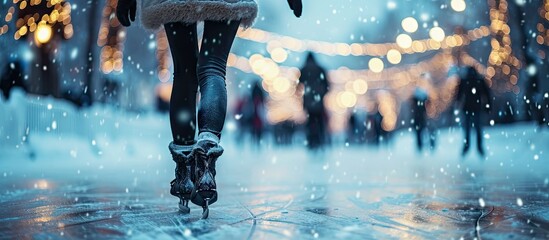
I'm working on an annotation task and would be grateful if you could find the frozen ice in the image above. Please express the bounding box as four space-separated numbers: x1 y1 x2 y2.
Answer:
1 120 548 239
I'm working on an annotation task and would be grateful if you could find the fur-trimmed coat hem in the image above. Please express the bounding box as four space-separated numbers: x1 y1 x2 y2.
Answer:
140 0 258 31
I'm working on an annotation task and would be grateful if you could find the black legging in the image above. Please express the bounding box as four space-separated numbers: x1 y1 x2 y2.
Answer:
165 20 240 145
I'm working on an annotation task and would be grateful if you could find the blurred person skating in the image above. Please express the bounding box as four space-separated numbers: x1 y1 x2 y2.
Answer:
233 93 250 142
299 53 330 150
1 61 28 101
456 66 492 157
234 81 265 146
370 104 384 146
116 0 301 218
250 82 266 146
411 87 429 152
346 110 367 145
347 112 358 144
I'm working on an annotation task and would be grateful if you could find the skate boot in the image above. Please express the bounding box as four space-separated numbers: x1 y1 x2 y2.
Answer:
169 142 195 213
191 134 224 219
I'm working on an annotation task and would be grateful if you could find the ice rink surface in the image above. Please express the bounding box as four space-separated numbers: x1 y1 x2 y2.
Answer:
1 124 548 239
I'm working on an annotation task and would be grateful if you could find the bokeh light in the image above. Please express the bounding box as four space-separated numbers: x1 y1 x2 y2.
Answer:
387 49 402 64
352 79 369 95
429 27 446 42
396 34 413 49
368 58 385 73
35 22 52 44
401 17 419 33
451 0 467 12
339 91 357 108
270 47 288 63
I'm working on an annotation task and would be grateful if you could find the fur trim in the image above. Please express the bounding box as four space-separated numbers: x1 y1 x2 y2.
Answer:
140 0 258 31
169 141 194 163
197 132 220 143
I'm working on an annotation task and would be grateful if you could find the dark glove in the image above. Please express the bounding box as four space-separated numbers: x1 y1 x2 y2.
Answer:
116 0 137 27
287 0 302 18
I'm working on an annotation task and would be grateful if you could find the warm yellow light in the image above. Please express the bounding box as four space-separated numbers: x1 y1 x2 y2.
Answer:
368 58 385 73
427 39 441 49
19 0 27 10
336 43 351 56
352 79 368 95
273 77 291 93
35 23 52 44
250 55 267 75
451 0 467 12
64 24 73 39
381 117 397 131
429 27 445 42
263 60 280 79
113 58 123 72
0 25 7 35
396 34 413 49
401 17 418 33
270 47 288 63
387 49 402 64
102 60 113 74
35 180 50 190
18 26 28 36
158 68 170 82
157 83 173 102
339 91 357 108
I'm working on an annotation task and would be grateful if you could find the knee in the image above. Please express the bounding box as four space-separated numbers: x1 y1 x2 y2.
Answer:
197 56 227 81
197 74 226 93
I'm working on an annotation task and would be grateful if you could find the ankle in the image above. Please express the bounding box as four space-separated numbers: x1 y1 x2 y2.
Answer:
197 132 220 144
169 141 195 151
173 139 196 146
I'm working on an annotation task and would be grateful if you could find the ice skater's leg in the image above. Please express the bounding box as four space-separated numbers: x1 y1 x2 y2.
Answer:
474 114 484 155
165 22 199 145
196 20 240 138
462 113 472 155
192 20 240 219
416 127 423 151
164 22 199 213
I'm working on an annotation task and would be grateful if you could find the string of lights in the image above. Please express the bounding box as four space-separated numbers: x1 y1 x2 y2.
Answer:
537 0 549 51
237 25 490 61
1 0 73 45
0 1 517 131
228 48 487 130
156 30 172 83
98 0 126 74
226 12 496 129
486 0 521 94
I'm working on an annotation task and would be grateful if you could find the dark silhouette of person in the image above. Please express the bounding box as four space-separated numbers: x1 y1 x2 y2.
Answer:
233 93 250 142
346 110 367 144
250 82 266 145
347 112 358 144
1 61 27 100
365 101 383 146
456 66 492 156
299 52 330 150
411 87 429 151
274 120 296 145
232 81 265 146
372 108 384 145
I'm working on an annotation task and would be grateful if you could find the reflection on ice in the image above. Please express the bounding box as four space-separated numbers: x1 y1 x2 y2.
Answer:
1 123 548 239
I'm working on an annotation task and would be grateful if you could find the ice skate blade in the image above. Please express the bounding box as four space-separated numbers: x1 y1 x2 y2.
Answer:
192 190 218 206
201 199 210 219
179 200 190 214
